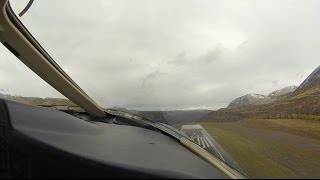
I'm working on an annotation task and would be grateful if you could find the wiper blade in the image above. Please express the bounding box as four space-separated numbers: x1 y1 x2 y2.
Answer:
38 104 84 112
38 104 80 108
105 108 149 122
3 3 106 117
104 109 247 179
104 109 193 142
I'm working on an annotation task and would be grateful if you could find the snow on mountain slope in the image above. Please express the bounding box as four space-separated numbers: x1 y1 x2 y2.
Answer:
0 88 16 97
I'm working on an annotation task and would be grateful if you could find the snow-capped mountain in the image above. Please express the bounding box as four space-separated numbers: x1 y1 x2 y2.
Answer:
269 86 297 97
295 65 320 92
248 93 266 99
0 88 16 97
227 86 297 108
227 93 272 108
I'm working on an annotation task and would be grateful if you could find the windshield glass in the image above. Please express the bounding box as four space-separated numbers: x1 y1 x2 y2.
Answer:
5 0 320 178
0 40 69 106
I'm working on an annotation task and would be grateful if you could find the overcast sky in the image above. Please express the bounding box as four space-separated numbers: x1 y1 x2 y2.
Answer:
1 0 320 110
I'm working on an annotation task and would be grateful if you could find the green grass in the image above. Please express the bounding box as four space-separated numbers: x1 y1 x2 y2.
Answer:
291 86 320 99
200 122 299 178
176 119 320 178
240 119 320 140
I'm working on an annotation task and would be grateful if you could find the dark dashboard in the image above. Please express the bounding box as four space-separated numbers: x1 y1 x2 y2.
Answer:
0 99 228 179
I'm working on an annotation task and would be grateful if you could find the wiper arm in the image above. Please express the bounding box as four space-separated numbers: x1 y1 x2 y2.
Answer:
2 2 106 117
104 109 195 144
105 108 150 122
104 109 247 179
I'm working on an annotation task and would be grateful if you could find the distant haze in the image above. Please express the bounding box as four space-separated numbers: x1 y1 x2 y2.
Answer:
1 0 320 110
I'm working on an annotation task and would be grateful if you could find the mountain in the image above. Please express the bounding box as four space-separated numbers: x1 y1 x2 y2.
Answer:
3 65 319 124
0 88 16 97
162 110 211 124
227 93 272 108
295 65 320 93
202 65 320 122
269 86 297 97
137 111 169 124
227 86 298 108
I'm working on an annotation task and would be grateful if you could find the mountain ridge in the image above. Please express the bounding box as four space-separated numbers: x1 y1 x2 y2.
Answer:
295 65 320 93
0 88 17 97
202 65 320 122
227 86 297 108
1 65 319 124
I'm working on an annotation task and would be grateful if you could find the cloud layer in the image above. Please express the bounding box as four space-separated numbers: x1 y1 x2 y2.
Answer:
2 0 320 110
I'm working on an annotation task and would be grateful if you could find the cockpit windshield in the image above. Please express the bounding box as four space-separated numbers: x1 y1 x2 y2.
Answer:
3 0 320 178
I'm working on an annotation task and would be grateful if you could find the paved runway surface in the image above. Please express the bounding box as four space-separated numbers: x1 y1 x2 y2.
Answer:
180 124 242 171
181 125 225 160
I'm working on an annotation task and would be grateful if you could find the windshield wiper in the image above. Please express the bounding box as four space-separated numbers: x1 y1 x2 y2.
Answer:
39 104 247 178
104 109 247 179
3 2 106 117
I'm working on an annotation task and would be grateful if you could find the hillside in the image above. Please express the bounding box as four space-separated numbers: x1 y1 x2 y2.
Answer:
269 86 297 97
2 65 319 124
202 65 320 122
203 87 320 122
162 110 211 124
227 86 297 108
227 93 273 108
136 111 169 124
295 65 320 93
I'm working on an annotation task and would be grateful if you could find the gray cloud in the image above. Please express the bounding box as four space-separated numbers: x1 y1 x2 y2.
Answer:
168 52 191 66
2 0 320 110
202 46 223 64
142 69 164 86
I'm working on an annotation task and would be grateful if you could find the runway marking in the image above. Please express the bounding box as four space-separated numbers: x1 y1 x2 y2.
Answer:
202 137 210 148
181 125 227 161
205 137 214 147
201 130 225 161
199 137 206 148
